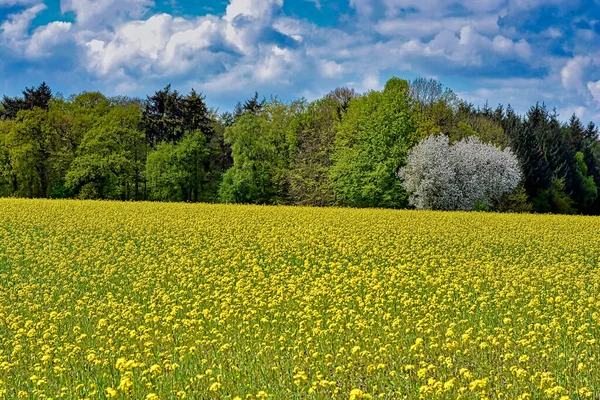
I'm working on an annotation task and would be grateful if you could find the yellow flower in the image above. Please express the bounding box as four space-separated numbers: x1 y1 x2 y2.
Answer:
349 389 372 399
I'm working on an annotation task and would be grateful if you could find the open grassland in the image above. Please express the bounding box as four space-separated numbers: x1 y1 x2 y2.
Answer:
1 200 600 399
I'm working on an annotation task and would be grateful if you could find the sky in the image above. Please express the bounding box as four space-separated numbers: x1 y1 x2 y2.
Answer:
1 0 600 122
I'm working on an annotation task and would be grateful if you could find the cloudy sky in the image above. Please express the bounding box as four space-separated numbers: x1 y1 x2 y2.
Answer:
1 0 599 121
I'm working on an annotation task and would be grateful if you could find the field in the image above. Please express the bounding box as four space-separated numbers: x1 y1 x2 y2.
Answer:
1 200 600 399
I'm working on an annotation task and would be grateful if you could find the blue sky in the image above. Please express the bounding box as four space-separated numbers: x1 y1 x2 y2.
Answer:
1 0 600 122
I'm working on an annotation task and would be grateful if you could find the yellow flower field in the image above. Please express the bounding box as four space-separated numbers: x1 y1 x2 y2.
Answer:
1 199 600 399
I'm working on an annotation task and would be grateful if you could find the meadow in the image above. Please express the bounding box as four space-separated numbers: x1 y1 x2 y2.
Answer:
0 199 599 399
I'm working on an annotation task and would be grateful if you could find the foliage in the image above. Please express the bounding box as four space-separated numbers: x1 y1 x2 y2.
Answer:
574 151 598 209
330 78 416 208
146 131 210 202
65 104 146 200
495 185 533 213
143 86 213 146
399 135 522 210
0 78 600 215
288 96 339 206
409 77 458 139
1 82 52 120
220 99 300 204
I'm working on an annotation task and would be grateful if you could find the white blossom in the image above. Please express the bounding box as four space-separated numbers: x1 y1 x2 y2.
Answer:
398 135 522 210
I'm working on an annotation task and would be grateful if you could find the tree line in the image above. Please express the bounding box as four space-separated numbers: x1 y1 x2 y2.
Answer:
1 78 599 214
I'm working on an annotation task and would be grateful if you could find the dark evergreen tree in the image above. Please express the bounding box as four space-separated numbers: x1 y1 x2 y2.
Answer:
233 92 266 120
1 82 52 120
142 85 185 145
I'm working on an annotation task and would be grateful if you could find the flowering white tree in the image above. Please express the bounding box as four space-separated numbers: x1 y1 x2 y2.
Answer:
398 135 522 210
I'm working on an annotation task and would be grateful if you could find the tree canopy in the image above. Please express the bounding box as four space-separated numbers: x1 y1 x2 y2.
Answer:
1 78 599 214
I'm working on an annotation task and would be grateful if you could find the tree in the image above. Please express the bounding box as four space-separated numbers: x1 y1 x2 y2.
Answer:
46 93 114 197
409 77 458 139
146 131 210 202
23 82 52 110
142 85 186 145
453 102 507 148
1 82 52 120
330 77 417 208
2 108 59 198
326 87 358 119
65 104 145 200
288 96 340 206
233 92 266 120
505 104 571 213
573 151 598 210
183 89 213 135
220 99 299 204
398 135 522 210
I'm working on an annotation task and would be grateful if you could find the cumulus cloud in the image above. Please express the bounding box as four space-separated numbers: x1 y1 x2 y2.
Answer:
0 0 41 6
82 0 295 88
376 15 500 38
26 21 73 58
61 0 154 27
396 26 531 67
349 0 374 17
561 56 592 91
319 60 344 78
587 80 600 105
0 3 46 42
85 14 223 76
0 0 598 126
382 0 505 16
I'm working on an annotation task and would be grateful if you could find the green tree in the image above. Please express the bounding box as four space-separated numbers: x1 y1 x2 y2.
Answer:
146 131 210 202
574 151 598 210
288 95 343 206
409 77 458 140
65 104 146 200
330 77 417 208
220 99 299 204
2 108 60 198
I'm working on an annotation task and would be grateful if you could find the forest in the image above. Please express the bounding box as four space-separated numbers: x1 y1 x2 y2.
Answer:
1 78 598 214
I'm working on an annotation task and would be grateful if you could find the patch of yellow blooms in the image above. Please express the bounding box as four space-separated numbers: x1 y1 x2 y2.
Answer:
0 199 599 399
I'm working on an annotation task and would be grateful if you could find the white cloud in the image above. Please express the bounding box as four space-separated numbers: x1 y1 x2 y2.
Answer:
349 0 374 17
0 0 596 127
562 105 587 118
396 26 531 67
561 56 592 91
587 80 600 105
61 0 154 26
0 4 46 42
0 0 41 6
255 45 297 82
376 15 500 38
224 0 282 22
114 81 140 94
306 0 321 10
360 72 380 92
223 0 283 55
85 14 207 76
0 4 73 59
82 0 293 87
508 0 572 10
26 21 73 58
381 0 505 17
319 60 344 78
542 27 562 38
